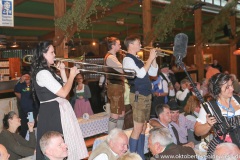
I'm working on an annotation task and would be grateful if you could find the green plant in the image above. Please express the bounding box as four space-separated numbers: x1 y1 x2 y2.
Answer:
147 0 194 43
202 0 238 42
55 0 114 36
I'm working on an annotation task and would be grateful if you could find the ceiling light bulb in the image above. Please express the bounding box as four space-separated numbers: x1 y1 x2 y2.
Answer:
92 41 96 46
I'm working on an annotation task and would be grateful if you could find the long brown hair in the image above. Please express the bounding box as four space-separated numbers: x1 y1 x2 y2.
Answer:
184 96 200 115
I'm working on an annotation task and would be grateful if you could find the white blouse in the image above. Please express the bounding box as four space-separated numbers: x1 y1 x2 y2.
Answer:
36 70 62 94
197 97 240 124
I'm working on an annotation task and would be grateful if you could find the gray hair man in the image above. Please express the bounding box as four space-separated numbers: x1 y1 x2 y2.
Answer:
213 143 240 160
89 128 128 160
39 131 68 160
148 127 197 160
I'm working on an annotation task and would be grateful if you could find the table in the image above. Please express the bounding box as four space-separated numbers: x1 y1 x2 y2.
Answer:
78 112 109 138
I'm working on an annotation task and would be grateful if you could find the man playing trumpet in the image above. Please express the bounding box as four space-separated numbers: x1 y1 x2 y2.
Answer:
123 35 158 159
104 37 125 132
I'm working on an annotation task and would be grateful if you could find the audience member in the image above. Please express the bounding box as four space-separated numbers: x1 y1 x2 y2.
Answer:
148 127 197 160
230 74 240 94
89 128 128 160
213 143 240 160
200 78 208 96
176 79 192 112
159 63 179 100
39 131 68 160
0 144 10 160
211 60 222 72
149 104 180 145
72 73 93 117
151 69 169 118
14 72 38 138
184 96 201 144
205 64 220 80
168 100 195 148
0 111 36 160
150 101 195 148
117 152 142 160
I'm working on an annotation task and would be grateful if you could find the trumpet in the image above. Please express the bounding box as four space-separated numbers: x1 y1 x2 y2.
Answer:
22 55 136 78
120 47 173 57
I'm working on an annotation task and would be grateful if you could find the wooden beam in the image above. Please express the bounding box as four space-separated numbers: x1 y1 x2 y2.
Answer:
30 0 72 6
142 0 152 47
13 26 54 31
93 21 140 27
229 15 237 75
194 7 204 81
53 0 94 46
53 1 139 46
6 36 38 41
14 12 54 20
14 0 26 6
54 0 67 58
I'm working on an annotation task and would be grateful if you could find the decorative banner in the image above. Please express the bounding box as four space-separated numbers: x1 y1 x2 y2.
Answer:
0 0 14 27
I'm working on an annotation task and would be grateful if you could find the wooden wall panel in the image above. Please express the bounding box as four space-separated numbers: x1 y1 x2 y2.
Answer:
185 45 230 74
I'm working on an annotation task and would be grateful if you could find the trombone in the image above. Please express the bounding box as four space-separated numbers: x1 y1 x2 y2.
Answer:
22 55 136 78
120 47 173 57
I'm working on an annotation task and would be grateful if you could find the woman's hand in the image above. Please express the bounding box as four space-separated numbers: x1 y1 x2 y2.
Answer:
56 61 66 71
206 114 217 127
69 66 79 78
27 122 35 132
79 96 84 99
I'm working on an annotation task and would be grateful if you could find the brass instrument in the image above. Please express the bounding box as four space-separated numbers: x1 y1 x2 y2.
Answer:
120 47 173 57
22 55 136 78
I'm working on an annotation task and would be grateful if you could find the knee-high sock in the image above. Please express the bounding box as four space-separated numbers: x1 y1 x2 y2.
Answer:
129 137 138 153
137 134 145 160
108 117 117 133
116 116 124 129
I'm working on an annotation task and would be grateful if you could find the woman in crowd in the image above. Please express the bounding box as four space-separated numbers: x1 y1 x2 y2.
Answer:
73 73 93 117
195 73 240 158
184 96 201 144
0 111 35 160
31 41 88 160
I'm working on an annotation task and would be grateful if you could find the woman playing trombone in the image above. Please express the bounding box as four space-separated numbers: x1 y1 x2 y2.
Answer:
31 41 88 160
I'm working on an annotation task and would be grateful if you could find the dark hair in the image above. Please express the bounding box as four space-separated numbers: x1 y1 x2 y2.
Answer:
208 73 232 99
155 104 170 118
31 41 63 101
124 35 140 49
105 37 119 50
3 111 17 129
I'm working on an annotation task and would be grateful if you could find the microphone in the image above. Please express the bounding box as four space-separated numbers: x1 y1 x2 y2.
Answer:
135 91 139 102
173 33 188 64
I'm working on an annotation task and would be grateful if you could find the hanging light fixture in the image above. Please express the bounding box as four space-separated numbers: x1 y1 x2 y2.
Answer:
11 39 19 48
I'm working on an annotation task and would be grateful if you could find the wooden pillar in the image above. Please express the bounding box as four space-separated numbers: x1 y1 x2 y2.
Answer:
194 8 204 81
54 0 68 58
142 0 152 60
229 15 237 75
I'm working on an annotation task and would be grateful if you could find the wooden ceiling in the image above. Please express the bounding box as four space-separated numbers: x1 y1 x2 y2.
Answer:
1 0 240 49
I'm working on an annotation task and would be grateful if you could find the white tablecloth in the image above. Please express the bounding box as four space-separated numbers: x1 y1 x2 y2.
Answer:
78 112 109 138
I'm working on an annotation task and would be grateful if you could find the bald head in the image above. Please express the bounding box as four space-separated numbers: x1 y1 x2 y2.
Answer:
0 144 10 160
213 143 240 160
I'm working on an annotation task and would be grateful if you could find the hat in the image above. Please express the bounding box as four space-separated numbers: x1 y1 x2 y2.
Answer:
167 100 180 111
160 63 170 69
